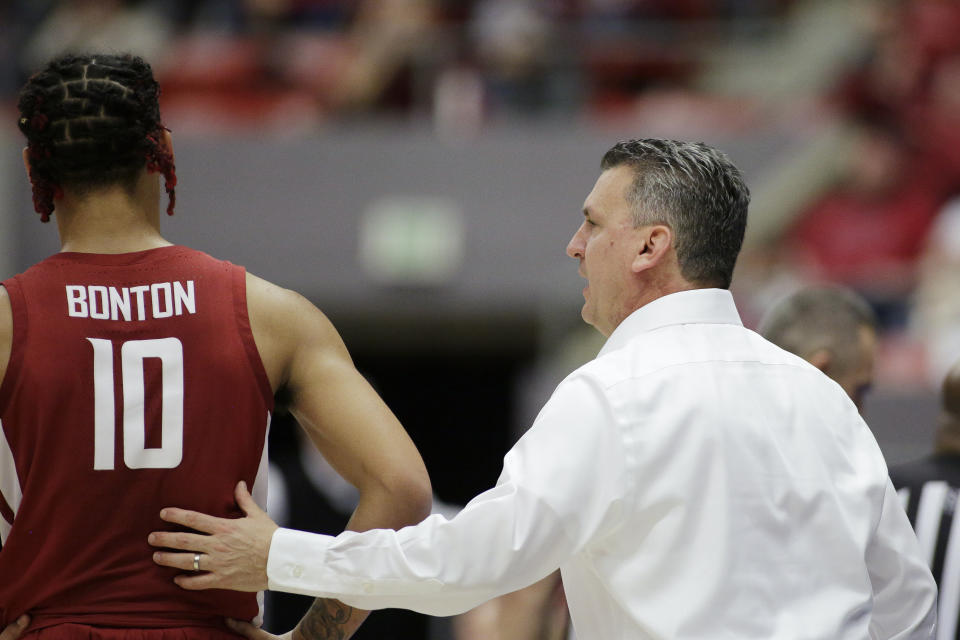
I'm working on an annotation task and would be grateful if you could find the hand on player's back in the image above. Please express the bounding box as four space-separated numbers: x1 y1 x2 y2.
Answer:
226 618 293 640
149 481 278 592
0 615 28 640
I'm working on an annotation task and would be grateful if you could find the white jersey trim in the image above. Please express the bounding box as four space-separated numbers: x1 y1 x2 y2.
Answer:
0 418 23 544
251 411 271 628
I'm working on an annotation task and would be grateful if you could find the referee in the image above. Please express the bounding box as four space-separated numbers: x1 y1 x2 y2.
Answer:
891 358 960 640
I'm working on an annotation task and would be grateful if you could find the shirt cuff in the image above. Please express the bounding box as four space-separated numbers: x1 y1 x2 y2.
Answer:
267 527 337 597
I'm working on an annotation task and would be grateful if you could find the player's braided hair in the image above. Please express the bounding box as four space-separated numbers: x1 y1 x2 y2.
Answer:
17 53 176 222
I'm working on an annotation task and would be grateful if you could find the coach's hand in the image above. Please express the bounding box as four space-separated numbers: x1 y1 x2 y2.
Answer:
148 481 278 592
225 618 293 640
0 615 29 640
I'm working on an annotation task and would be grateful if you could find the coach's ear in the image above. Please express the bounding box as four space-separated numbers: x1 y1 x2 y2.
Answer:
807 349 832 374
631 224 674 274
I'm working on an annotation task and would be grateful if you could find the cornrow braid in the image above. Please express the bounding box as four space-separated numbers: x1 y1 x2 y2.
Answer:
17 53 177 222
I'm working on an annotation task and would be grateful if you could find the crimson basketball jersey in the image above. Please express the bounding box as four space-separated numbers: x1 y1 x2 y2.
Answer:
0 246 273 633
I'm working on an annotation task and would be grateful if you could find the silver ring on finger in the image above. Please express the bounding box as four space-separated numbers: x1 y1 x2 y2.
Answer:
193 552 201 572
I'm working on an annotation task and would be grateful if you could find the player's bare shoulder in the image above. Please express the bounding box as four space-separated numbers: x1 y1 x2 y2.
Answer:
244 271 336 335
244 271 347 390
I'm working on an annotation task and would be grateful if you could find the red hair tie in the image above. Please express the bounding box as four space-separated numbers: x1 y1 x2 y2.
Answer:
30 114 49 131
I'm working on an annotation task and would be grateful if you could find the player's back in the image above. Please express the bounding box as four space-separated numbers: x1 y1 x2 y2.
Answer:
0 246 273 634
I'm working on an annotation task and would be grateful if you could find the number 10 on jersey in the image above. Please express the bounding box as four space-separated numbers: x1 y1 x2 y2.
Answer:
88 337 184 470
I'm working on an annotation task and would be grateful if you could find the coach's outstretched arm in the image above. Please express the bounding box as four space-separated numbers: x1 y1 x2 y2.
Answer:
153 274 433 638
150 373 625 616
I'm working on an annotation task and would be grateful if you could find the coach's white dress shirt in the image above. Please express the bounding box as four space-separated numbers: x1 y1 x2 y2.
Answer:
268 288 936 638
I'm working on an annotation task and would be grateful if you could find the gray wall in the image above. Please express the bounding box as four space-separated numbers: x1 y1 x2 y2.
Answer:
2 124 787 310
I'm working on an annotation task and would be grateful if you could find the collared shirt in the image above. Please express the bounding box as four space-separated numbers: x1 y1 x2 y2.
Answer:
268 288 936 638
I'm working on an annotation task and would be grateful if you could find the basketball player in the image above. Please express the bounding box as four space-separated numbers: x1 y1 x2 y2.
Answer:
0 53 432 639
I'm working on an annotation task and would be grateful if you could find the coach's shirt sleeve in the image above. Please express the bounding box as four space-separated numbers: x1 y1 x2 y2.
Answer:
866 478 937 639
267 373 629 615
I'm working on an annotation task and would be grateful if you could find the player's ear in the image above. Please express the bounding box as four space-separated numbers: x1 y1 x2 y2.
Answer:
161 128 175 163
22 147 31 182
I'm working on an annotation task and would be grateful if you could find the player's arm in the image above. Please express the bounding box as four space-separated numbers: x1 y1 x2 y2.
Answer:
246 272 432 532
246 273 433 637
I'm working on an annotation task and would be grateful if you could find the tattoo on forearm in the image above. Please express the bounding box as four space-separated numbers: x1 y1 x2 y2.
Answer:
293 598 356 640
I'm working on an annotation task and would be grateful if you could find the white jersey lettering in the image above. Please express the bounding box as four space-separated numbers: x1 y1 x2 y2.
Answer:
88 286 109 320
66 285 88 317
65 281 197 321
173 280 196 315
130 285 150 320
110 287 131 321
151 282 173 319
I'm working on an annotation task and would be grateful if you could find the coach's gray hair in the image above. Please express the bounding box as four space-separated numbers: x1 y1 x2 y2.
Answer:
759 286 877 376
601 139 750 289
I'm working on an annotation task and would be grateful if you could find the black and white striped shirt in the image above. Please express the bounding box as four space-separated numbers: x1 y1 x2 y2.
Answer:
891 454 960 640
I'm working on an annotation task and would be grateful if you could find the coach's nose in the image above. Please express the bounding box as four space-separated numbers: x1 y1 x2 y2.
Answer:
566 222 587 260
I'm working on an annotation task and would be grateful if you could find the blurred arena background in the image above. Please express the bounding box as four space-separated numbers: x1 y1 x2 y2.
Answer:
1 0 959 633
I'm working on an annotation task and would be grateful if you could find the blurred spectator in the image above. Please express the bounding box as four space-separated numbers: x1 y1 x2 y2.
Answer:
778 121 949 329
137 0 444 131
912 196 960 384
0 0 804 118
732 0 960 363
468 0 574 117
833 21 924 128
834 0 960 184
145 0 244 33
20 1 173 81
318 0 441 116
901 0 960 63
241 0 355 32
905 54 960 188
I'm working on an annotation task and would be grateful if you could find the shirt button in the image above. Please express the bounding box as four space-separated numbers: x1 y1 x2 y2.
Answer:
293 566 304 578
362 582 374 593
